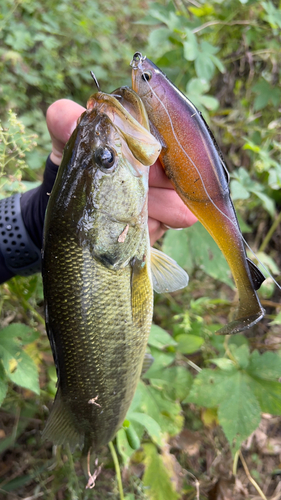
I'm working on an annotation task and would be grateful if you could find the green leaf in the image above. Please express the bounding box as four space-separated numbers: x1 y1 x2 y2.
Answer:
148 27 173 57
248 376 281 415
144 347 175 379
0 323 39 344
230 180 250 200
0 324 39 394
0 363 8 405
163 224 233 287
195 52 215 81
116 428 135 464
184 368 235 407
148 324 177 349
129 412 162 444
149 366 193 401
183 29 198 61
228 344 250 369
175 334 204 354
218 371 261 454
248 350 281 380
143 443 180 500
251 190 275 217
136 381 183 436
270 311 281 325
210 358 235 371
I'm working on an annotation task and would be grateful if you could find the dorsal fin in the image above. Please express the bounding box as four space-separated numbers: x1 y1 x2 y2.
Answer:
247 258 266 290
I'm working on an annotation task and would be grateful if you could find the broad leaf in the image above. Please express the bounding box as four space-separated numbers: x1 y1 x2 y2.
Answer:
136 381 183 437
218 371 261 454
163 224 233 287
0 324 39 394
143 443 180 500
148 324 177 349
175 333 204 354
148 366 193 401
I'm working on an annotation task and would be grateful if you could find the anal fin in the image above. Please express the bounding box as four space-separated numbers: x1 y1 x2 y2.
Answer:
42 387 82 451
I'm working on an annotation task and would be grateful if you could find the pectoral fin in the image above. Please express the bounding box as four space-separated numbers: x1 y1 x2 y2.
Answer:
151 247 189 293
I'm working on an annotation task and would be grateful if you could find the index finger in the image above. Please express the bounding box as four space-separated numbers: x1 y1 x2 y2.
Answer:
149 160 174 189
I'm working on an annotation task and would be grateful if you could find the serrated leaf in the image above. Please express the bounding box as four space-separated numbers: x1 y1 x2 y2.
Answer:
143 443 180 500
148 324 177 349
218 371 261 454
248 350 281 379
248 376 281 415
184 368 236 407
175 334 204 354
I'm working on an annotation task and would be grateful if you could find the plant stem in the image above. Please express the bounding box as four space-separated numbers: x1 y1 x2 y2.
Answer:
239 451 268 500
66 445 80 496
21 296 45 325
108 441 124 500
259 211 281 253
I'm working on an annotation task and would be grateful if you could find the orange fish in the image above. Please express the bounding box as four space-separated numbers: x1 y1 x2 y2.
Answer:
131 52 265 334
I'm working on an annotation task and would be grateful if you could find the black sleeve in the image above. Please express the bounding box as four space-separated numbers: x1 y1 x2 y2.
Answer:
0 156 59 284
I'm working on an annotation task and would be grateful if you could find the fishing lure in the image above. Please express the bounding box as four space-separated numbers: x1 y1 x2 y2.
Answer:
131 52 267 335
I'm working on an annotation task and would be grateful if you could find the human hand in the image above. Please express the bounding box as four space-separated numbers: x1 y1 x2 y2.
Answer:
46 99 197 245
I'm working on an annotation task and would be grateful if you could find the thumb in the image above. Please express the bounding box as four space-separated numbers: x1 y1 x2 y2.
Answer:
46 99 86 165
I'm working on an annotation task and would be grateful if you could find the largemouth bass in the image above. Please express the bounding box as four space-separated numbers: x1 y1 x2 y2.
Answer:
42 88 188 456
131 52 265 335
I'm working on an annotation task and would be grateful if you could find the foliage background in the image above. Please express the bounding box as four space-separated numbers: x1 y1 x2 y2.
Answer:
0 0 281 499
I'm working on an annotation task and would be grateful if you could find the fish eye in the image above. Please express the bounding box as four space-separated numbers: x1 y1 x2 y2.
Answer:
94 146 116 170
142 71 152 82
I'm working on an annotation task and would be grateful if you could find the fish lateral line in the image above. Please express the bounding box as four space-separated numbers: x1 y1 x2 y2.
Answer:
131 52 281 292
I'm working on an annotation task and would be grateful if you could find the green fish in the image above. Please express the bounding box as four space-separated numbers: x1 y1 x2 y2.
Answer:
42 88 188 458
